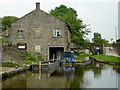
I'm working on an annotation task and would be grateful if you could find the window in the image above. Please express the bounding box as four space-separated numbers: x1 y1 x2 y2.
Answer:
17 30 23 37
54 29 61 37
35 30 40 38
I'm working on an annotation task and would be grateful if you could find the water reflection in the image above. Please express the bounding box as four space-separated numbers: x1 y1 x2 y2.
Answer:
2 61 120 88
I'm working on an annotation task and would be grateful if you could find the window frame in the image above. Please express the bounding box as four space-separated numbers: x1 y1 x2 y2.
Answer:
17 30 23 37
33 28 41 38
53 29 61 37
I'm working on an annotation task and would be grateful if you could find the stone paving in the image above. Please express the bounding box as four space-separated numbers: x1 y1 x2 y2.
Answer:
0 67 21 75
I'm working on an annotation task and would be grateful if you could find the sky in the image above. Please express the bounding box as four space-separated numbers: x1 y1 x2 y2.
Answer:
0 0 119 43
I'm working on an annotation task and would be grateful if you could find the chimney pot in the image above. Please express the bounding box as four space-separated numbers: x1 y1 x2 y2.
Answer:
36 2 40 10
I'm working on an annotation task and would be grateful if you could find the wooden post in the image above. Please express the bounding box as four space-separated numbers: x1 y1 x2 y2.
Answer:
39 62 41 79
53 54 55 62
39 62 41 70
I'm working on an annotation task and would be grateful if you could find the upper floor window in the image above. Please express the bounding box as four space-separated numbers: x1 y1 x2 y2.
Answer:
17 30 23 37
35 29 40 38
54 29 61 37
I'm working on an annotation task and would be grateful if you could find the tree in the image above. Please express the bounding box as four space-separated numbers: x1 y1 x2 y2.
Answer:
92 32 109 45
50 5 90 47
2 16 19 31
116 39 120 42
0 17 2 32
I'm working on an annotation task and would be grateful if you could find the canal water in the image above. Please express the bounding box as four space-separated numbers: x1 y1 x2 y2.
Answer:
2 60 120 89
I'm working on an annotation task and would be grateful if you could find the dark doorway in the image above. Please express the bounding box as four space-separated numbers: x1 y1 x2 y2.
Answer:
49 47 64 60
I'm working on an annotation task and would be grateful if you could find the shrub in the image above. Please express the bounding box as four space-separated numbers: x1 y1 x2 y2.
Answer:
26 60 35 64
78 51 84 54
39 57 45 61
26 51 32 60
26 51 45 64
31 52 37 62
2 36 7 44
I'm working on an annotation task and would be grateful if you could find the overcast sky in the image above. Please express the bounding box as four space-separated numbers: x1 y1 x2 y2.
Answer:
0 0 119 42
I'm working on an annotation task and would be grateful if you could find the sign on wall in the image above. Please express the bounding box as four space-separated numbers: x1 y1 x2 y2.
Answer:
17 43 27 50
35 46 40 53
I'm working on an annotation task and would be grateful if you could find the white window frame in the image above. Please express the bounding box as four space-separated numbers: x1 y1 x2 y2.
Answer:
17 30 23 37
53 29 61 37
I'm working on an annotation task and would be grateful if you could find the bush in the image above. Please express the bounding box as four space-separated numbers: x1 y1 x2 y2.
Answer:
26 51 37 62
78 50 91 56
39 57 45 61
26 51 32 60
26 51 45 64
26 60 35 64
78 51 84 54
2 62 20 67
31 52 37 62
2 36 7 44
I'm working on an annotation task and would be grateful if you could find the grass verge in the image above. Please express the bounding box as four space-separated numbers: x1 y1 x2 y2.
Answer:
2 62 20 67
92 54 120 62
75 55 84 61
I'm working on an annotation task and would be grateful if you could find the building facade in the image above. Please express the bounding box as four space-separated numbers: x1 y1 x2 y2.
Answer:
8 2 71 60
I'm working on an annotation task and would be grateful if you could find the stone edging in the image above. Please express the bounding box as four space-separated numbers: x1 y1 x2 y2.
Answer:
1 66 30 79
90 57 116 65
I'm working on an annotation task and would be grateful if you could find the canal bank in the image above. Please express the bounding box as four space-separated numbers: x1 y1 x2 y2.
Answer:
0 66 30 79
90 56 120 66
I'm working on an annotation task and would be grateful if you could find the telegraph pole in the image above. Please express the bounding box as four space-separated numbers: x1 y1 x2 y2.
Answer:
115 27 117 42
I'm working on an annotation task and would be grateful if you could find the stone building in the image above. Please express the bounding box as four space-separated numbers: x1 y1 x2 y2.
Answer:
7 2 71 61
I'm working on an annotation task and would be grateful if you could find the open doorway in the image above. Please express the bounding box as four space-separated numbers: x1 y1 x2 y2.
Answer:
49 47 64 60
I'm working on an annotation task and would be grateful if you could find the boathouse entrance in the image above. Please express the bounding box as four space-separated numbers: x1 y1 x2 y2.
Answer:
49 47 64 60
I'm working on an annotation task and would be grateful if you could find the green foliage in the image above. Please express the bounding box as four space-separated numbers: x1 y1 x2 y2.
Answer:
26 51 45 64
26 60 36 64
0 17 2 30
31 52 37 62
78 51 84 54
2 16 19 31
26 51 37 62
26 51 32 60
2 36 7 44
50 5 90 47
78 50 91 56
116 39 120 42
75 55 84 60
2 62 20 67
92 32 109 45
39 57 45 61
92 54 120 62
71 36 88 48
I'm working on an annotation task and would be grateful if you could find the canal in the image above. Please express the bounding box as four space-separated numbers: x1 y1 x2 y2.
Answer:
2 60 120 89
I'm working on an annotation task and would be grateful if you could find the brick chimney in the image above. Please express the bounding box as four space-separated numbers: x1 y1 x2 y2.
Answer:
36 2 40 10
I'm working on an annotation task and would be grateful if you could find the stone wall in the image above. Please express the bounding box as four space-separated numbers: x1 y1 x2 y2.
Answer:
2 45 26 65
112 42 120 56
8 3 71 60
